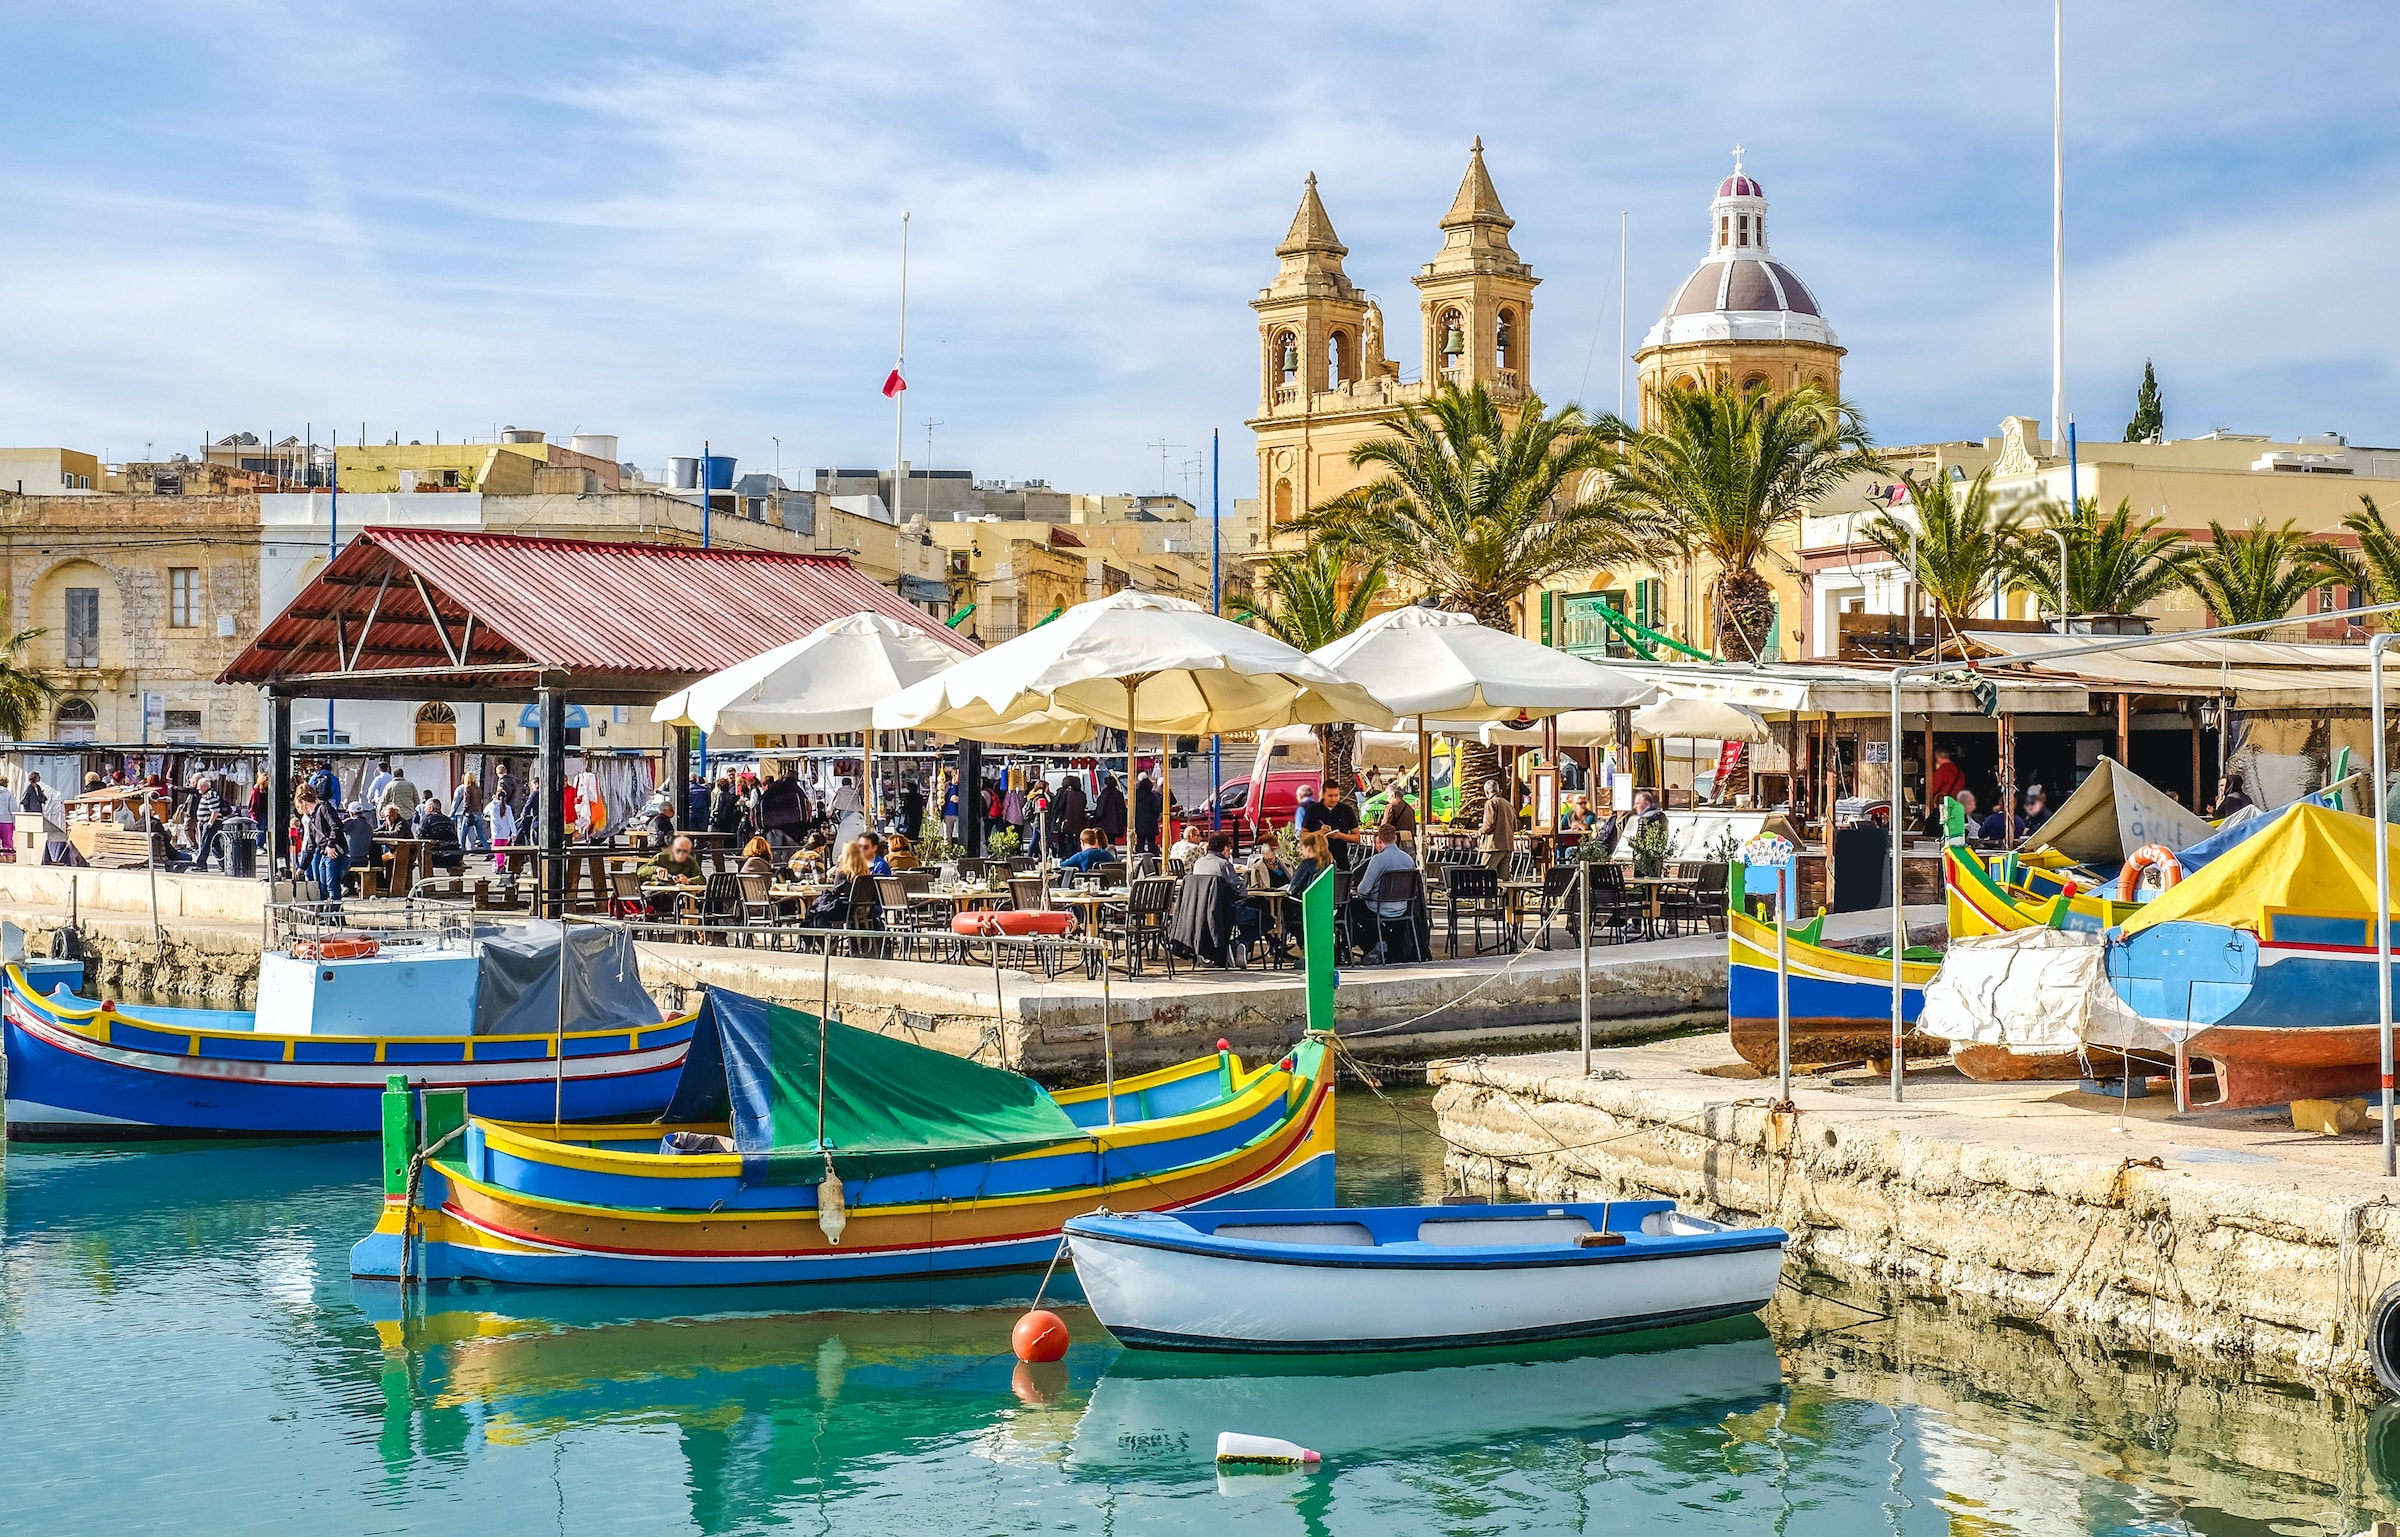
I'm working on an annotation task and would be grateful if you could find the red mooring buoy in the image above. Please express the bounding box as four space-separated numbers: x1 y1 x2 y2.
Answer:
1012 1308 1070 1363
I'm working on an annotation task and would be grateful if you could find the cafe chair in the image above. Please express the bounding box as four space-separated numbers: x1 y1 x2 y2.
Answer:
1442 864 1508 957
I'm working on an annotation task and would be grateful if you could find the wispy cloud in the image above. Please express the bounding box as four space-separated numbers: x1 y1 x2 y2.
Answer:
1 1 2394 489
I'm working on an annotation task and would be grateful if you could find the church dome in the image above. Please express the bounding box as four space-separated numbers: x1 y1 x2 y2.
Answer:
1640 153 1838 353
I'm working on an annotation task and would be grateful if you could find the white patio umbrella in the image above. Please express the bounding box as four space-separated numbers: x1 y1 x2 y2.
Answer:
652 611 983 824
873 591 1393 811
1630 697 1771 743
1632 697 1771 809
1312 607 1657 824
652 612 965 737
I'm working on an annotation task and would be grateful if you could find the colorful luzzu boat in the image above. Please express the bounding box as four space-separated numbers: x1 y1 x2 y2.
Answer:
354 986 1335 1287
1726 909 1939 1071
2 922 694 1140
2101 801 2398 1107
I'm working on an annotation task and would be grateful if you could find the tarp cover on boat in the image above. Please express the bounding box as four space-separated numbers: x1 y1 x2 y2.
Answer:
2029 756 2210 869
662 988 1086 1185
472 921 663 1037
1918 928 2168 1055
2173 774 2364 876
2120 801 2400 937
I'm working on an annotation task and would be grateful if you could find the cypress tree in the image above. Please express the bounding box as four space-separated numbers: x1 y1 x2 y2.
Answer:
2123 359 2164 443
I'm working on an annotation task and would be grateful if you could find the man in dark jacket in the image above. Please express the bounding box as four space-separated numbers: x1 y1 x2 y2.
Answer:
899 777 926 840
1133 773 1164 856
1094 772 1127 846
1168 833 1248 966
1052 777 1089 856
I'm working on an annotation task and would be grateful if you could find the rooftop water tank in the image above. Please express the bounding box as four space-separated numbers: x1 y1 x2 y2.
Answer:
569 433 618 462
700 454 737 490
668 456 700 489
499 426 546 445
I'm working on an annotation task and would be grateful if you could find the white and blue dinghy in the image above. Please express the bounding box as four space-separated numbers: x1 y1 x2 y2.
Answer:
1065 1199 1787 1354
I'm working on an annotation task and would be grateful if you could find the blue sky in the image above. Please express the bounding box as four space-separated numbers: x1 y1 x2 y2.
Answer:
4 2 2395 502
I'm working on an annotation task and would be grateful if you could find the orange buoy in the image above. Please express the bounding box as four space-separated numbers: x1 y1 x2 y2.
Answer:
1216 1038 1230 1052
2117 844 2184 902
1012 1308 1070 1363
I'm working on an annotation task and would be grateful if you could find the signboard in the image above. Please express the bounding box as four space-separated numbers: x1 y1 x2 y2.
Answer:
1741 834 1795 910
141 692 165 740
1863 741 1890 765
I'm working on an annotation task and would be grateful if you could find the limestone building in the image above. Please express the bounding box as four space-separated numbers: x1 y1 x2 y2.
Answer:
1248 139 1537 551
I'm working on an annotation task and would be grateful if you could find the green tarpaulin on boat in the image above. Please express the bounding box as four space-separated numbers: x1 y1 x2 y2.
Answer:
662 988 1087 1186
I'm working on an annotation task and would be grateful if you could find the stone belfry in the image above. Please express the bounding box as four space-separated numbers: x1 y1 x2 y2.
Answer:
1412 137 1539 397
1248 141 1537 551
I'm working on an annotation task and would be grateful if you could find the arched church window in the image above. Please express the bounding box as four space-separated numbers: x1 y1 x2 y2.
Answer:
1674 374 1700 392
1495 309 1517 370
55 697 96 743
1327 330 1348 389
1273 479 1293 524
1740 373 1769 394
1275 331 1298 387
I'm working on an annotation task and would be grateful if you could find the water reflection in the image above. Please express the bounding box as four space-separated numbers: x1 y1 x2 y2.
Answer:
7 1111 2400 1533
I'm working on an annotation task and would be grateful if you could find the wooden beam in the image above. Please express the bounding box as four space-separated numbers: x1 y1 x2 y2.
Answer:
410 573 462 667
2117 691 2131 765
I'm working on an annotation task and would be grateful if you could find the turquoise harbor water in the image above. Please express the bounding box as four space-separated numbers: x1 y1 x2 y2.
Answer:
3 1086 2395 1534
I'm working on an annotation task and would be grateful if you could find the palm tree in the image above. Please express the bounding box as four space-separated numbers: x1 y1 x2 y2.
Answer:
2179 519 2343 628
1606 379 1879 662
0 600 55 741
2001 496 2190 620
2332 496 2400 621
1294 381 1647 820
1859 466 2017 659
1235 542 1388 795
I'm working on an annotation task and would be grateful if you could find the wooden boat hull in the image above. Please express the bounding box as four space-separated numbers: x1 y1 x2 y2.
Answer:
1067 1200 1786 1353
2107 913 2391 1107
1727 912 1940 1069
353 1044 1336 1287
2 964 695 1140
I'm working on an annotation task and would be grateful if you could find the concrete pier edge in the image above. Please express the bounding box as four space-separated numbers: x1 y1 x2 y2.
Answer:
1430 1037 2400 1391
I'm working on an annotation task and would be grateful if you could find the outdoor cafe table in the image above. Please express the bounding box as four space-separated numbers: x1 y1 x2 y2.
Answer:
1053 888 1128 933
366 836 429 898
1623 873 1697 939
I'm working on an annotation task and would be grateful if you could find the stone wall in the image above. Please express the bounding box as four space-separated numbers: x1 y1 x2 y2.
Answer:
1433 1053 2400 1390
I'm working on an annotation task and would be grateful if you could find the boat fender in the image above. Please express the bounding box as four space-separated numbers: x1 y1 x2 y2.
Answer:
1011 1308 1070 1363
2370 1282 2400 1398
1216 1433 1319 1467
2117 846 2182 903
816 1153 848 1246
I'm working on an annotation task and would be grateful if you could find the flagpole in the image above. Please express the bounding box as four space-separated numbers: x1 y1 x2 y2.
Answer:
2051 0 2066 452
893 211 910 525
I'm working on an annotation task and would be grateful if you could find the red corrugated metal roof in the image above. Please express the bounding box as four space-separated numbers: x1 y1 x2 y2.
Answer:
220 527 975 699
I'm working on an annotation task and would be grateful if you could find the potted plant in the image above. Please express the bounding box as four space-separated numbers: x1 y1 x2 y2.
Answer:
1627 815 1671 879
987 826 1023 861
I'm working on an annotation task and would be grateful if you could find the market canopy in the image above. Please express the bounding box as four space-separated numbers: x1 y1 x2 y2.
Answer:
660 989 1085 1186
2120 801 2400 937
652 612 966 737
1966 629 2400 710
1583 658 2089 717
873 590 1394 737
1308 606 1654 721
221 528 972 703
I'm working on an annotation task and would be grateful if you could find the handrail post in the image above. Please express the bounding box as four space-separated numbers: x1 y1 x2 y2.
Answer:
2377 635 2394 1177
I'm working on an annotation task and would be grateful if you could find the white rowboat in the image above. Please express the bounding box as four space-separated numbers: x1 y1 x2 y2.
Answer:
1066 1199 1787 1354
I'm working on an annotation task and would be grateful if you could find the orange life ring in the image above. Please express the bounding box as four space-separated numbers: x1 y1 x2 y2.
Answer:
293 934 380 961
2117 845 2183 902
951 911 1074 938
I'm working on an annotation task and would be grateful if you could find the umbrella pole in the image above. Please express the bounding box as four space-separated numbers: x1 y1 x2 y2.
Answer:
1418 724 1432 841
863 729 874 832
1123 676 1145 860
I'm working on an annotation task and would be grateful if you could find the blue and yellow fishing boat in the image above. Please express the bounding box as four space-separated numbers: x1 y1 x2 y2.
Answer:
1727 909 1939 1070
354 987 1335 1287
3 923 693 1140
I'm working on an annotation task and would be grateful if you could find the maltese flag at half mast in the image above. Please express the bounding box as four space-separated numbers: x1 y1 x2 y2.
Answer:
882 368 906 398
